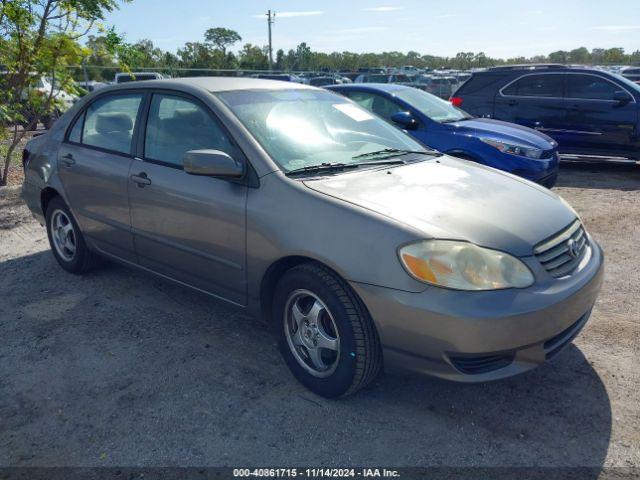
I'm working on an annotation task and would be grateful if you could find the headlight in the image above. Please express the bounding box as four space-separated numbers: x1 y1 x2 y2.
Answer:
480 138 544 159
398 240 534 291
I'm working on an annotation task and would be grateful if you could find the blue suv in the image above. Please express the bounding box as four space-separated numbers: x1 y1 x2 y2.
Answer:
451 64 640 161
328 83 559 188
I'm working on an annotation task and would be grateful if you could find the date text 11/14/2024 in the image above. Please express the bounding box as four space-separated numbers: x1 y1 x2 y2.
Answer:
233 468 400 478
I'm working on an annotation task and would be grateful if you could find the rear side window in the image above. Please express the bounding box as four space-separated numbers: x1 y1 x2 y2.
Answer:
566 75 620 100
502 74 563 98
144 94 234 167
455 74 507 95
82 94 143 154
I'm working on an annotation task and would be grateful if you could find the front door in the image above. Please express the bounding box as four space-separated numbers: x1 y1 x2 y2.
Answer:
57 92 144 262
561 73 638 158
128 92 248 305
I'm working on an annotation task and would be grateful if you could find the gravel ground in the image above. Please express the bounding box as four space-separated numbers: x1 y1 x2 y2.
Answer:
0 162 638 476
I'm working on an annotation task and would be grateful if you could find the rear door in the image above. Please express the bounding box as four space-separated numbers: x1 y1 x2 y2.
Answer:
57 92 144 262
561 73 638 158
127 91 248 305
493 73 566 140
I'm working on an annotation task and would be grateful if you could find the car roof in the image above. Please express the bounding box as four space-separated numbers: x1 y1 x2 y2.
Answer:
95 76 316 94
478 65 610 76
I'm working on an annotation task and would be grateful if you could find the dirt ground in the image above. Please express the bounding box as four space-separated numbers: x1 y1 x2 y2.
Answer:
0 162 638 476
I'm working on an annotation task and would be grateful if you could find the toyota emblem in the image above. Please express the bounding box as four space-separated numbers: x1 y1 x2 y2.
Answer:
567 239 580 259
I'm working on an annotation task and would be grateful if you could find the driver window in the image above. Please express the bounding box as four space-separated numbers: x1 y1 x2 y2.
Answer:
144 94 235 167
347 91 403 121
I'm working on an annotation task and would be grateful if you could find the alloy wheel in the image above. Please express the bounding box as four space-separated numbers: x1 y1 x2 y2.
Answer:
50 209 76 262
284 289 340 378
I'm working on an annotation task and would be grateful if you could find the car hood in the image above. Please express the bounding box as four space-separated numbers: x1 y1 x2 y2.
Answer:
303 156 575 256
449 118 557 150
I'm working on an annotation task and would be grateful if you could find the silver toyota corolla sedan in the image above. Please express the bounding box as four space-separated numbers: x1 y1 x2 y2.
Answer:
22 78 604 398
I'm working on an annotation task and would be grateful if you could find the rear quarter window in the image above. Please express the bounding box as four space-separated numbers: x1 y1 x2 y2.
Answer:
456 74 507 96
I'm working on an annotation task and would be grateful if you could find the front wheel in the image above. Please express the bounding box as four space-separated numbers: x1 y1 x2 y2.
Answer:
274 263 382 398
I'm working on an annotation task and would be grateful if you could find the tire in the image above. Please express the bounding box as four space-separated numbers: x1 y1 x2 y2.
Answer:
45 196 101 274
273 263 382 398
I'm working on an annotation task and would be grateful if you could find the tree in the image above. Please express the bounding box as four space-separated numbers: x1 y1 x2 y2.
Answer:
176 41 227 69
238 43 268 70
603 48 625 65
0 0 121 186
569 47 590 64
548 50 569 64
85 34 117 80
294 42 312 70
204 27 241 56
454 52 475 70
274 48 285 70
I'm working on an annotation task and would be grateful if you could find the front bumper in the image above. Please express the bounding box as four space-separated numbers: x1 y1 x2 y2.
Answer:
350 239 604 382
513 152 560 188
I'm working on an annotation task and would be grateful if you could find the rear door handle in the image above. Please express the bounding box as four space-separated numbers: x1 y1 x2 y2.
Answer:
130 172 152 187
60 153 75 167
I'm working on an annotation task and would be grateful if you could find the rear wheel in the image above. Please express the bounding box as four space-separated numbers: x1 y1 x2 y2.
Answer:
45 196 101 273
274 263 382 398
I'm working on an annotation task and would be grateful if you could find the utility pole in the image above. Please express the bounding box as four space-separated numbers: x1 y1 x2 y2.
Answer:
267 10 275 70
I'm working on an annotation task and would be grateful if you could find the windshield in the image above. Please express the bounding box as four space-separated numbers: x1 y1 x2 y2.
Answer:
217 89 428 172
393 88 472 123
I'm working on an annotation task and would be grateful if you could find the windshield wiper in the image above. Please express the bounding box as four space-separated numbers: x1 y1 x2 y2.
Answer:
349 159 407 167
352 148 440 160
286 162 360 176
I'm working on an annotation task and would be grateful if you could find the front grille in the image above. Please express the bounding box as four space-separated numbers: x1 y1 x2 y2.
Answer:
534 220 588 278
449 352 515 375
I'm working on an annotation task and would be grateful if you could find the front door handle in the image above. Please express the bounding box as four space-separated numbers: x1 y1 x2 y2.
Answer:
60 153 75 167
130 172 151 187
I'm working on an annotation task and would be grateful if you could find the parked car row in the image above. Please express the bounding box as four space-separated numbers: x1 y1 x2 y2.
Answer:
23 77 604 398
328 83 559 187
453 64 640 162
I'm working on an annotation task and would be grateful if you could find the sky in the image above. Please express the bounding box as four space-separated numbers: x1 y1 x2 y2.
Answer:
103 0 640 58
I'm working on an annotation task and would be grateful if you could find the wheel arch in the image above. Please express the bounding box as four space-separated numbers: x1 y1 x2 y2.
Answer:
40 186 61 216
259 255 353 326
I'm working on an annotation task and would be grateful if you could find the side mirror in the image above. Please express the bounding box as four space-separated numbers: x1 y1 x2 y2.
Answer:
613 90 632 106
391 111 419 130
183 149 243 177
